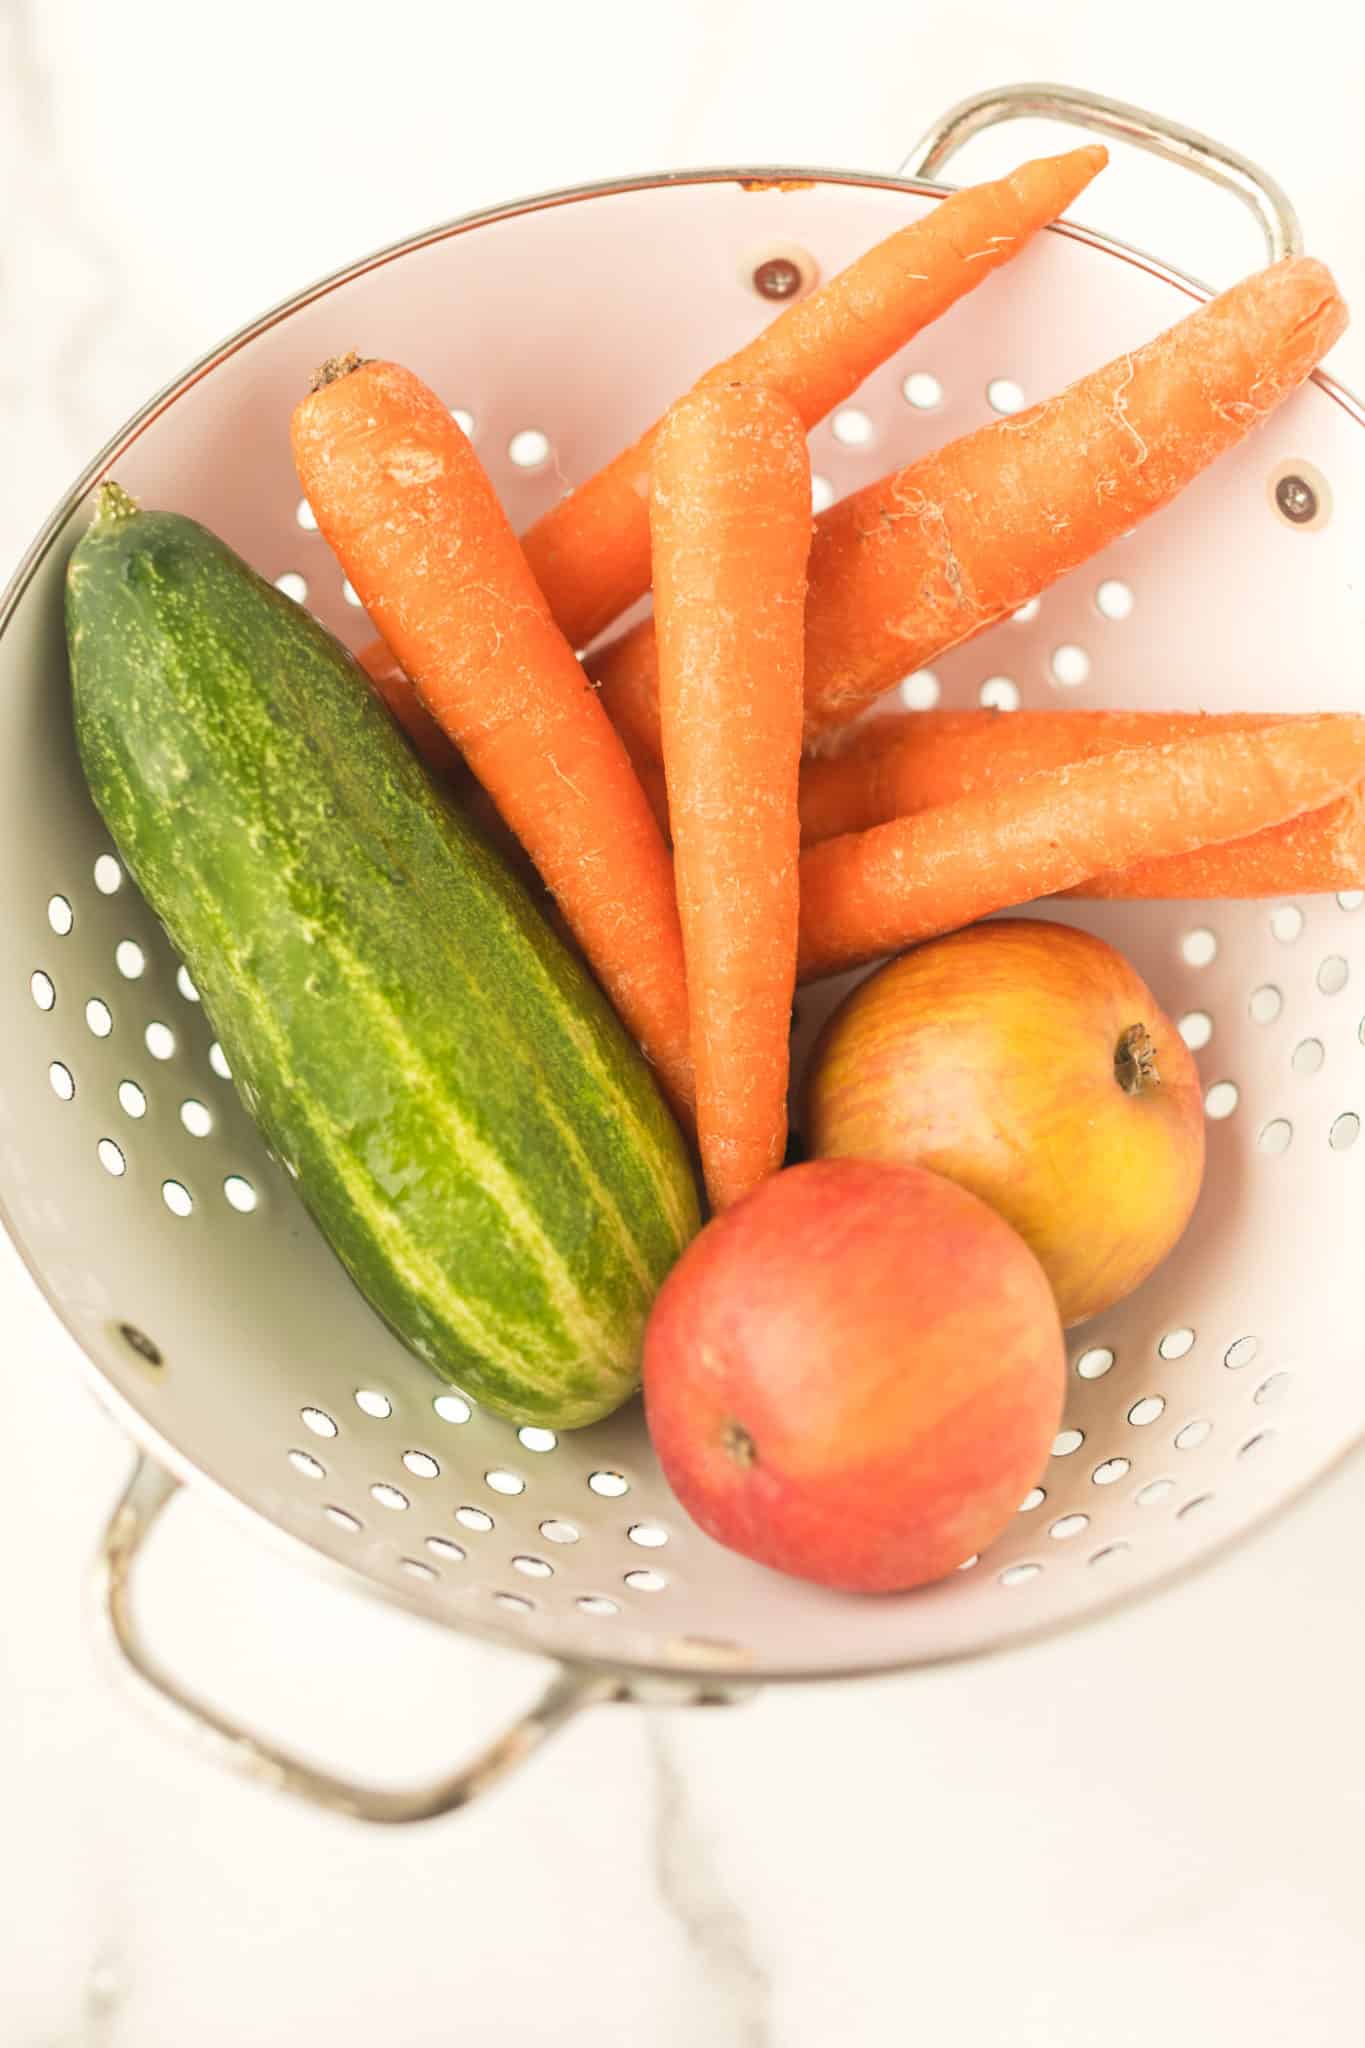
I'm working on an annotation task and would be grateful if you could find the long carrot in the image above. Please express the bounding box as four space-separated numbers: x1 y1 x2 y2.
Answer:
652 382 810 1208
799 709 1279 840
292 356 695 1124
804 256 1346 735
800 708 1365 896
1070 787 1365 899
525 147 1106 650
588 256 1347 750
796 716 1365 981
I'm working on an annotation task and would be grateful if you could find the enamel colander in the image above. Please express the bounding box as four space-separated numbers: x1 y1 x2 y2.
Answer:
4 83 1362 1822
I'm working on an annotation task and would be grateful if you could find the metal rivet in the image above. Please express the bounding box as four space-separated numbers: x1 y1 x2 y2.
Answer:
752 256 802 300
1275 473 1317 524
118 1322 162 1367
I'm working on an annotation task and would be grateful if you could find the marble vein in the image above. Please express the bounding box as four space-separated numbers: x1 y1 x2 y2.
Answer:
648 1724 773 2048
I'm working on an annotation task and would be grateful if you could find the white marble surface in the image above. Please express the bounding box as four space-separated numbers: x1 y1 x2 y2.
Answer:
7 4 1365 2041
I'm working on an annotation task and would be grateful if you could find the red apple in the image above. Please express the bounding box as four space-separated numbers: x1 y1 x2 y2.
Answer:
643 1159 1065 1593
804 918 1205 1326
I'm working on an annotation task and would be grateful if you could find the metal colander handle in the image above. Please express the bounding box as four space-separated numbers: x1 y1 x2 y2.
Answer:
93 1456 620 1823
900 82 1303 267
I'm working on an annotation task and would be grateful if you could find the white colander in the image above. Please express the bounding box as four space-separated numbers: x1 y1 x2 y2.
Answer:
4 82 1362 1824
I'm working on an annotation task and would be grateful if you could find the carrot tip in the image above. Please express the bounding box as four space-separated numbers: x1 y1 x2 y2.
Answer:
309 351 369 394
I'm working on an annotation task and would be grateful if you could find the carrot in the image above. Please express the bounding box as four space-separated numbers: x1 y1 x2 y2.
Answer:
796 716 1365 981
592 615 668 771
800 708 1365 896
525 147 1107 649
359 629 674 839
292 356 695 1124
1069 787 1365 899
651 382 810 1208
803 256 1346 736
798 709 1280 841
588 257 1347 750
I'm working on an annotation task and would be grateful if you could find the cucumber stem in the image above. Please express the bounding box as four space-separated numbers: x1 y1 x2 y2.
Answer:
1115 1022 1160 1096
94 480 140 528
309 351 369 392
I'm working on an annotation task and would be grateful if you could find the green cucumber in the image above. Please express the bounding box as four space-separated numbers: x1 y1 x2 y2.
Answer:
67 485 698 1427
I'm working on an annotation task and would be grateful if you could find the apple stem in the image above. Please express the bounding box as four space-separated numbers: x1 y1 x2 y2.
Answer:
1115 1022 1160 1096
722 1421 758 1468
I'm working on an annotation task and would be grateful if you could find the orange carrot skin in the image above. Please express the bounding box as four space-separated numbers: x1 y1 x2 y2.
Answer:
804 257 1347 736
799 709 1281 841
292 360 695 1124
526 148 1107 649
588 258 1347 753
796 716 1365 980
585 634 671 831
593 618 667 776
652 383 811 1208
1069 786 1365 899
801 707 1365 897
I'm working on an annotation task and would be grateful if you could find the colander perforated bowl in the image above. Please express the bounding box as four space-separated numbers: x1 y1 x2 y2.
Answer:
4 83 1364 1824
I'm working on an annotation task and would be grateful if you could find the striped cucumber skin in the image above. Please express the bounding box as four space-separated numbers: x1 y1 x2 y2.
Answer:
66 492 698 1427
